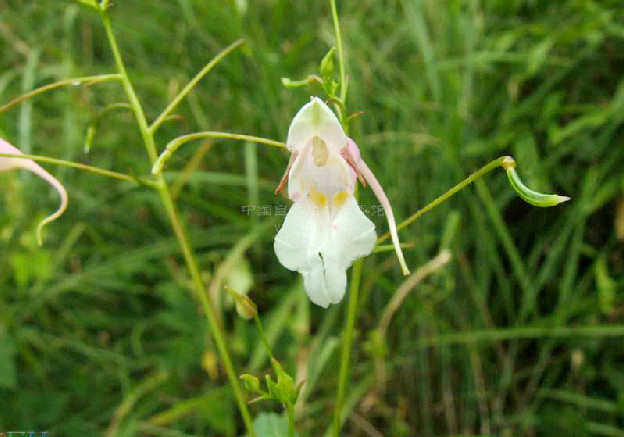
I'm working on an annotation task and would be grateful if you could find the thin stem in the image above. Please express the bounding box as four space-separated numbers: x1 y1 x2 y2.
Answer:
329 0 347 104
0 74 121 114
377 251 452 336
152 131 285 175
98 9 256 436
0 152 148 185
378 156 510 243
156 183 255 434
331 258 363 437
100 12 158 163
287 404 295 437
254 315 275 362
149 39 245 134
173 131 284 148
329 4 358 433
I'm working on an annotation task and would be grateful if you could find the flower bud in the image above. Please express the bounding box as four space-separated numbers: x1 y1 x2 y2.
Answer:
240 374 262 394
224 285 257 320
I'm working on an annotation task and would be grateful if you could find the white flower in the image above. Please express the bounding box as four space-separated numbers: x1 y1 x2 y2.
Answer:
274 97 408 308
0 138 67 244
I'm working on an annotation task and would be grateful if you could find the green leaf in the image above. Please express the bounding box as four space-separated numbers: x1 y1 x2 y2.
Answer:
265 374 280 400
9 249 52 288
595 256 616 315
527 37 554 75
320 47 336 80
272 358 296 405
74 0 99 10
240 373 262 394
253 412 289 437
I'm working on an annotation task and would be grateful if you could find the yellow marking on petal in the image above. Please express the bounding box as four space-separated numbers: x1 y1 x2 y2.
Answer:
309 186 328 208
332 191 349 209
312 136 329 167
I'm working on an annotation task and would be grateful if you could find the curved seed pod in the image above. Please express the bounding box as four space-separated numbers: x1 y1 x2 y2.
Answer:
503 159 570 207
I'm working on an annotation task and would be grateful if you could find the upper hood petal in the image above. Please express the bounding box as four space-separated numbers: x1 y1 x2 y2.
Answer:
286 97 347 155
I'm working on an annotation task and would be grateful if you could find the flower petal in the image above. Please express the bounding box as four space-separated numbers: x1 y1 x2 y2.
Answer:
274 195 376 307
0 138 68 245
317 196 376 306
274 198 328 273
286 97 347 154
323 195 377 271
301 255 334 308
288 144 355 202
287 143 310 202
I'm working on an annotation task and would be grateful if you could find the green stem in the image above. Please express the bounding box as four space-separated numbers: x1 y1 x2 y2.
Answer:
329 4 357 433
254 315 275 361
149 39 245 134
101 12 158 163
331 258 363 437
287 404 295 437
329 0 347 105
0 74 121 115
152 131 285 174
0 152 149 185
156 183 255 433
378 156 510 244
99 10 256 436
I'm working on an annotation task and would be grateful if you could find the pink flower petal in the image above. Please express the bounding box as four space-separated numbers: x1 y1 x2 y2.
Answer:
0 138 68 245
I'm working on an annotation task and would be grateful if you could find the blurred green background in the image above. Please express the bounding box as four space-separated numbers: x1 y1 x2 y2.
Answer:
1 0 624 436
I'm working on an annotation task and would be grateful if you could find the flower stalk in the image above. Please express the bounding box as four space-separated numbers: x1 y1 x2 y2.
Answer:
0 152 148 185
152 131 285 175
378 155 570 244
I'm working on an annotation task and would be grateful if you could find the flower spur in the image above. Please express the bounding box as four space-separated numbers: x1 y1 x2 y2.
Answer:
0 138 67 245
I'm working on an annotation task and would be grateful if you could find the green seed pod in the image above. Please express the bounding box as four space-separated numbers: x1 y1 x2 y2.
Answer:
504 164 570 207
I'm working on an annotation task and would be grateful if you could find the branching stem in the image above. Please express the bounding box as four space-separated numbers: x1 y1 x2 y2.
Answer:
98 9 256 436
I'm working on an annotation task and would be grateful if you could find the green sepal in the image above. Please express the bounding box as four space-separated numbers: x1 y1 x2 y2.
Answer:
240 373 263 395
265 374 280 400
272 358 297 405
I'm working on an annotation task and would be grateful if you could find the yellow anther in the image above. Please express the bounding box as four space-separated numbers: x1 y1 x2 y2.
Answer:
312 136 329 167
